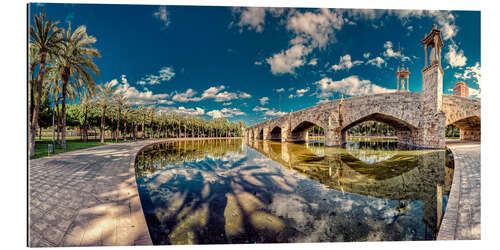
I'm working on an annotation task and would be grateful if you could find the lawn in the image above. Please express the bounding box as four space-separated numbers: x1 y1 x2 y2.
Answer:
30 136 139 159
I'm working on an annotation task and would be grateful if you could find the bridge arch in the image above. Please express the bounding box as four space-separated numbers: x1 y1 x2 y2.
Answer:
341 112 418 145
288 120 325 142
269 126 282 140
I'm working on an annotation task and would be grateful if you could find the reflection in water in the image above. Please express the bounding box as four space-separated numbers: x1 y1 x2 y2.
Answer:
135 139 454 244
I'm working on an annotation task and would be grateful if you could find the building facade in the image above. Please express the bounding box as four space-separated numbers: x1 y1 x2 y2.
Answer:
453 81 469 97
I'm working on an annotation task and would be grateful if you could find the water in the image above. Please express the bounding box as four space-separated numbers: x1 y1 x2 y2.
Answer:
134 139 454 244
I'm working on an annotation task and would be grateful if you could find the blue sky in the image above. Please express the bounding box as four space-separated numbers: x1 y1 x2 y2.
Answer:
29 3 481 126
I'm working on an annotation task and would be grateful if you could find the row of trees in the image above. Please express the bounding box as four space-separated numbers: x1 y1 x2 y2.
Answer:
347 121 396 137
29 11 245 156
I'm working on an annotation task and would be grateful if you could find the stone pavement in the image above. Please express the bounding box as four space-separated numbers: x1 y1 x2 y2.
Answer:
438 141 481 240
28 140 159 247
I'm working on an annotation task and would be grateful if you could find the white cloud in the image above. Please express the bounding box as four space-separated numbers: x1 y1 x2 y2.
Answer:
290 87 310 98
331 54 363 71
382 41 410 61
363 52 371 59
207 108 245 118
314 76 395 98
286 8 344 49
445 44 467 68
115 76 169 105
389 10 458 40
171 85 251 103
259 97 269 105
222 102 232 106
153 6 170 28
275 88 285 93
366 56 386 68
308 58 318 66
137 66 175 85
232 7 266 33
159 106 205 116
254 61 263 65
265 109 287 117
266 44 312 75
455 62 481 88
172 88 199 102
469 88 480 98
108 79 119 87
253 106 286 117
265 9 345 75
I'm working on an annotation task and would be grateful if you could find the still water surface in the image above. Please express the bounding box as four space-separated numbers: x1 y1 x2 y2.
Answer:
135 139 453 244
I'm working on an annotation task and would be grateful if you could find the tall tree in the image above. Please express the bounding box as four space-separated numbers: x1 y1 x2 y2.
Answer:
55 22 100 149
96 82 117 143
29 11 64 156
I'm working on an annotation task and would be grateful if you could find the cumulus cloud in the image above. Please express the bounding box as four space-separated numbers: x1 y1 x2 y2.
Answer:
308 58 318 66
252 106 286 117
314 76 395 98
153 6 170 28
233 7 266 33
455 62 481 89
275 88 285 93
363 52 370 58
265 9 345 75
171 85 251 103
331 54 363 71
114 76 169 105
259 97 269 105
289 87 310 98
266 44 312 75
159 106 205 116
286 8 344 49
445 44 467 68
207 108 245 118
382 41 410 61
137 66 175 85
366 56 386 68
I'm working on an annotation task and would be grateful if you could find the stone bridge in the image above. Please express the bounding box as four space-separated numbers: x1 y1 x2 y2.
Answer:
246 26 480 149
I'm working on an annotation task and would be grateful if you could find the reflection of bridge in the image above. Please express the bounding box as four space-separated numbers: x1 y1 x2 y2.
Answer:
247 140 451 238
246 26 480 149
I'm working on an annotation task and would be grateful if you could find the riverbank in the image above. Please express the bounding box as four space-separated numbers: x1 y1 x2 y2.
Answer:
28 137 242 247
438 140 481 240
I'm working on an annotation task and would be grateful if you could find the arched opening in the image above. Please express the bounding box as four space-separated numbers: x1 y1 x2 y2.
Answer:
342 113 417 145
290 121 325 143
448 116 480 141
269 126 281 140
258 128 264 140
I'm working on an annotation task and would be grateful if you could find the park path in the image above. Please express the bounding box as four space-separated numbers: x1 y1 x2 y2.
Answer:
438 141 481 240
28 140 159 247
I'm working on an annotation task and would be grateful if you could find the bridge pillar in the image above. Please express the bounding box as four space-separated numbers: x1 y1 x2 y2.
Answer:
281 123 290 143
263 127 269 140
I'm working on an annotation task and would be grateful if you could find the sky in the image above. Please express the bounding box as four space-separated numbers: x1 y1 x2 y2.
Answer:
29 3 481 126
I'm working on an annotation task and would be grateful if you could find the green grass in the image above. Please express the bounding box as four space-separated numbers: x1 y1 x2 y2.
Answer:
31 137 138 160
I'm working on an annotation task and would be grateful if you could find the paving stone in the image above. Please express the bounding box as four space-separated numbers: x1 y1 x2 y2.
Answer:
28 140 171 246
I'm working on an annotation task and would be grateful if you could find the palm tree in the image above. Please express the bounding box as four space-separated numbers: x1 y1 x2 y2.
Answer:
97 82 118 143
55 22 100 149
29 10 64 156
113 94 127 142
122 103 131 141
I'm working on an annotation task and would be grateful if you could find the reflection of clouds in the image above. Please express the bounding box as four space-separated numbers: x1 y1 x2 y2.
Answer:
137 141 441 243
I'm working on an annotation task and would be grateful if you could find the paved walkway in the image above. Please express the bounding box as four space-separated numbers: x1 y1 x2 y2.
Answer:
438 141 481 240
28 140 158 247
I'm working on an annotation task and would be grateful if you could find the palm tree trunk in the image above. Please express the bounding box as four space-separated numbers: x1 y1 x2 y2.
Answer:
116 108 121 142
56 102 60 144
123 119 127 141
83 103 88 142
30 51 47 156
100 104 106 143
61 71 69 150
142 118 145 139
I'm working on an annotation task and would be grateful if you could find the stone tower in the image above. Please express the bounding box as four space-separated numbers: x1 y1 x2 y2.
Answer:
419 24 446 148
421 24 444 113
